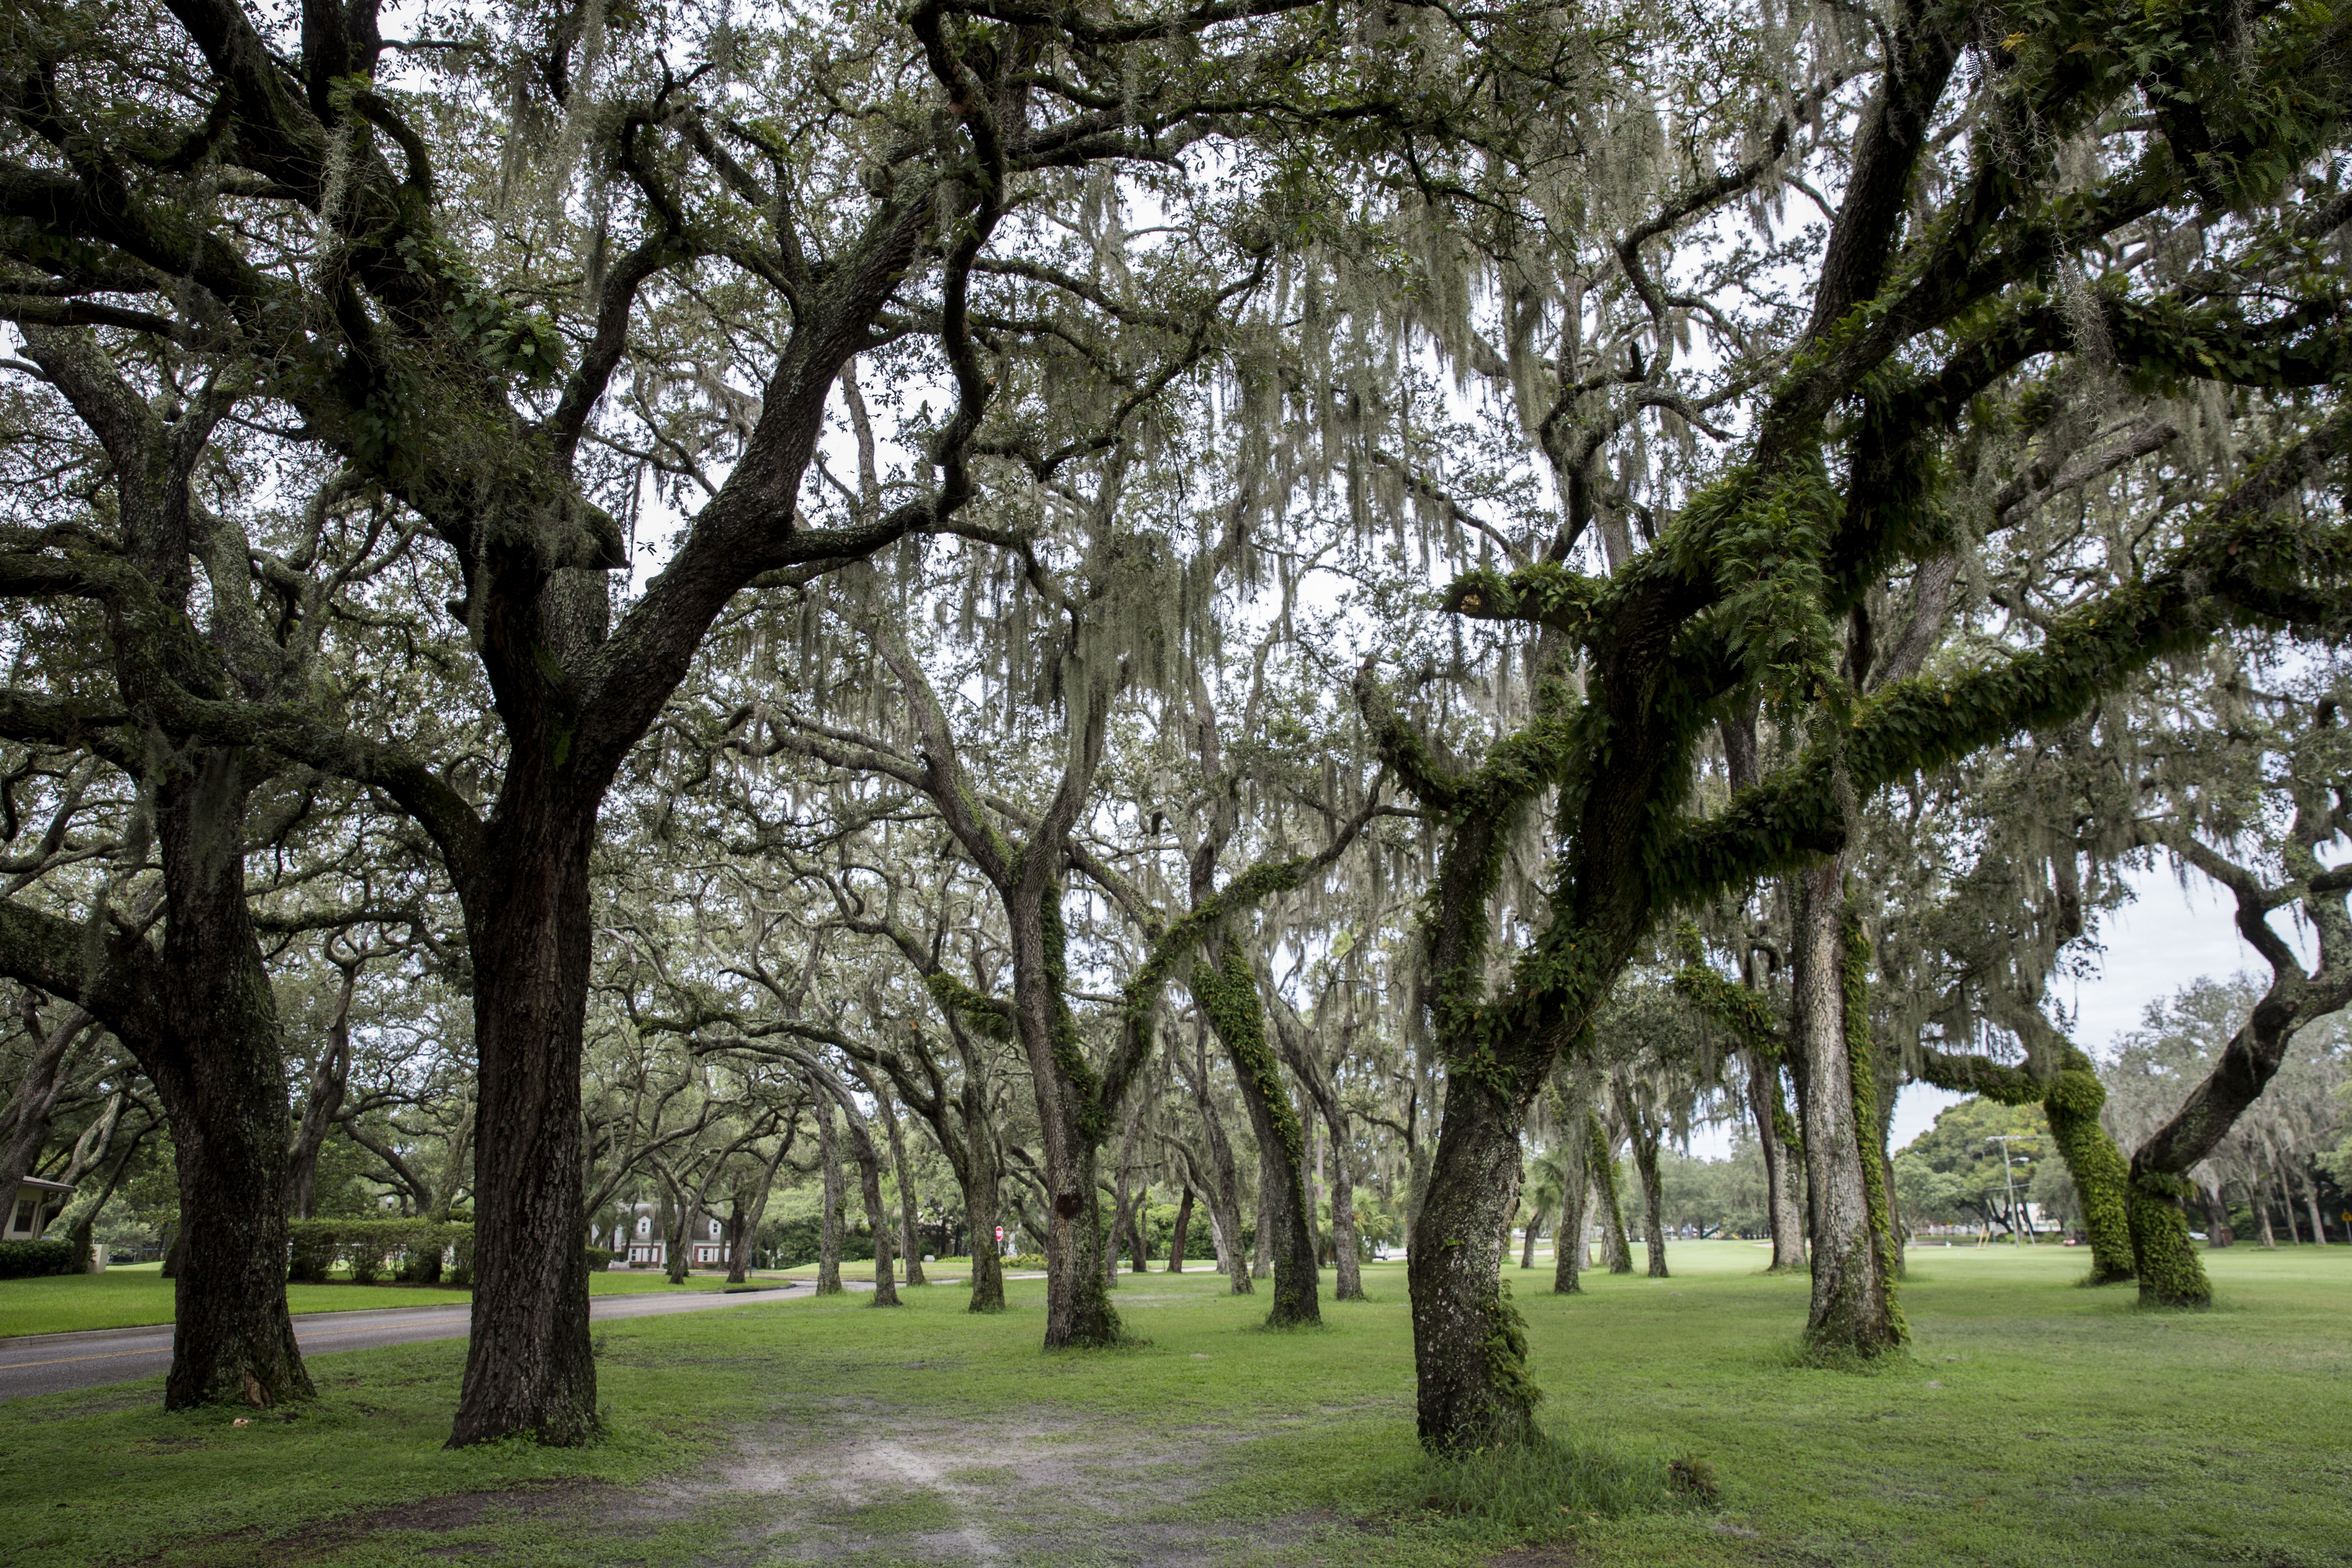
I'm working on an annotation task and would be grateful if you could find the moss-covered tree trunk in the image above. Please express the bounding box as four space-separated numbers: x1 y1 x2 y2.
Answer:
1405 1069 1539 1452
1588 1113 1633 1274
1791 868 1903 1360
1192 939 1318 1326
1744 1051 1808 1272
877 1083 925 1287
1553 1170 1588 1294
813 1087 844 1296
962 1091 1006 1311
2044 1057 2134 1284
1616 1086 1670 1279
1177 1058 1251 1293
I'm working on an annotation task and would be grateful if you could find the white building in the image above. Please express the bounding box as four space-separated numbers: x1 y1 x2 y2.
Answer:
608 1203 731 1270
4 1175 74 1240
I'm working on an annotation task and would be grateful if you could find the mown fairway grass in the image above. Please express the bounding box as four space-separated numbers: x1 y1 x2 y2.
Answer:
4 1241 2345 1566
0 1263 752 1338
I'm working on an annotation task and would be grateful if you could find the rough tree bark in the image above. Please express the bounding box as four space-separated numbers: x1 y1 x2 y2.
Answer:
1589 1113 1633 1274
1175 1044 1251 1294
1553 1171 1588 1295
812 1084 844 1296
1194 938 1317 1324
1405 1070 1536 1450
1746 1051 1809 1272
876 1081 926 1287
1791 872 1903 1360
1615 1084 1670 1279
1167 1185 1194 1272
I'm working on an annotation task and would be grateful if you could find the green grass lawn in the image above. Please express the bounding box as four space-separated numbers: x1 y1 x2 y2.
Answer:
4 1241 2346 1566
0 1263 754 1338
767 1254 985 1283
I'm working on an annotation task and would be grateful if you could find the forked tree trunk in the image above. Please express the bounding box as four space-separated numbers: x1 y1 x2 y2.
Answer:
153 750 313 1412
284 967 357 1220
1790 867 1902 1361
1617 1087 1668 1279
1405 1069 1537 1452
1177 1051 1251 1294
1194 941 1317 1325
1589 1114 1633 1274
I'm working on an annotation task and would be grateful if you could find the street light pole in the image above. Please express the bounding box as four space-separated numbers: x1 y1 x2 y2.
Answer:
1986 1134 2039 1245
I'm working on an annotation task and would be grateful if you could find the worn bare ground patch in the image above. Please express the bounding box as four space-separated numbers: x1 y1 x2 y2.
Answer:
128 1481 614 1567
598 1399 1332 1566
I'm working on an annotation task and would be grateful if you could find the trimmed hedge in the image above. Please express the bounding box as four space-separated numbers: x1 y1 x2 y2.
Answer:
287 1218 474 1285
288 1219 614 1285
0 1238 79 1278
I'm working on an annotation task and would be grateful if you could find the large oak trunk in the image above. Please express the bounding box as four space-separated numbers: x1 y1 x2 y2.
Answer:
1040 1133 1120 1347
1791 863 1902 1360
1406 1070 1537 1452
153 749 312 1410
446 792 599 1448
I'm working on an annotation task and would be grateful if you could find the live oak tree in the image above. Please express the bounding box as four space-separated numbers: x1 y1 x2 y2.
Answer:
0 0 1394 1441
1330 0 2352 1448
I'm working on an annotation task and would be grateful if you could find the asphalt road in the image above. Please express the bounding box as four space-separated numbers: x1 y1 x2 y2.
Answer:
0 1284 808 1402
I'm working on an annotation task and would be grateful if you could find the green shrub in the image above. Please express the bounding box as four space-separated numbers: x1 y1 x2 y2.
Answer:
0 1238 79 1279
285 1218 473 1285
1004 1253 1047 1271
584 1245 615 1271
764 1215 875 1268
